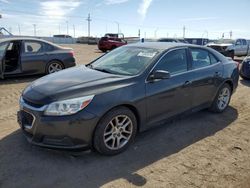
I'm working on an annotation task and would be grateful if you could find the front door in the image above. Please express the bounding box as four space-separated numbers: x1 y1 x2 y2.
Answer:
234 39 243 56
145 48 193 126
0 42 10 79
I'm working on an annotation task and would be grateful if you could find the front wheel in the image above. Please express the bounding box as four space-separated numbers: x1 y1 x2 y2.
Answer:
209 83 232 113
93 107 137 155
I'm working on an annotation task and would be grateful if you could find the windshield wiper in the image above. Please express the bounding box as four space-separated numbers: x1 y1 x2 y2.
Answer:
92 67 114 74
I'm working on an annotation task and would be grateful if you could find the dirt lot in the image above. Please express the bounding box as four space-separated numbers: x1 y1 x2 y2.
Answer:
0 44 250 188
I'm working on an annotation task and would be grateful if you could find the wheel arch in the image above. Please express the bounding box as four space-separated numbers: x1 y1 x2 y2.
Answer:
91 103 141 147
224 79 234 93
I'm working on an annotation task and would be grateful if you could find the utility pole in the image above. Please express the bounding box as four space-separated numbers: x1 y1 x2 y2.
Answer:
66 21 69 35
33 24 36 36
229 30 232 39
18 24 21 35
138 29 140 38
86 13 91 40
183 26 186 38
154 28 158 38
73 24 75 38
0 14 2 19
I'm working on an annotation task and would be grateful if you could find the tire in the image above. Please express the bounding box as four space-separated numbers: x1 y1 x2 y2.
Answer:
46 60 64 74
240 74 250 80
101 49 107 53
209 83 232 113
93 107 137 155
228 51 234 59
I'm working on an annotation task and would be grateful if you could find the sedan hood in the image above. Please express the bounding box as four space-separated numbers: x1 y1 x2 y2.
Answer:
23 66 130 105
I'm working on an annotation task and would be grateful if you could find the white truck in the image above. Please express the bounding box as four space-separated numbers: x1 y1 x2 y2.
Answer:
207 38 250 59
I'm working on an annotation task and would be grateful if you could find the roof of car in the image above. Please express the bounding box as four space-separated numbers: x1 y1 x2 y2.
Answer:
127 42 201 50
0 37 48 43
0 37 62 48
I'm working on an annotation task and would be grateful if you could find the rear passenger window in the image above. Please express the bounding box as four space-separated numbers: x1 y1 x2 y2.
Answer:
209 53 219 64
43 43 54 52
191 49 210 69
242 40 247 45
156 49 188 75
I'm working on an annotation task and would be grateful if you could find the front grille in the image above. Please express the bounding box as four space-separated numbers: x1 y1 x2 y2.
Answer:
20 110 34 127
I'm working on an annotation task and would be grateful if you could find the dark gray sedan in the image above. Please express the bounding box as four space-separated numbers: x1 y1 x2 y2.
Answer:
18 42 239 155
0 37 76 79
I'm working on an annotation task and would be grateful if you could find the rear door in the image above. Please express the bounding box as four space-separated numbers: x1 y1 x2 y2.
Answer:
0 42 10 79
20 40 47 74
188 48 223 107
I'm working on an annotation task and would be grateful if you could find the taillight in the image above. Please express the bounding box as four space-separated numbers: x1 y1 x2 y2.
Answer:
234 61 240 69
69 51 74 57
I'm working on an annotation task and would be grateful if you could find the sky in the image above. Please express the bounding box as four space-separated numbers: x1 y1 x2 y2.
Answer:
0 0 250 39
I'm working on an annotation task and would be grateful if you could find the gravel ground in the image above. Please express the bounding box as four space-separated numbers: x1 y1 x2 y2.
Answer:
0 44 250 188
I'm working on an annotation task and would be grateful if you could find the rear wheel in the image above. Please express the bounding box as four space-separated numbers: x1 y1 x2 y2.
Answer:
209 83 231 113
240 74 250 80
111 45 117 50
100 49 107 53
46 61 64 74
93 107 137 155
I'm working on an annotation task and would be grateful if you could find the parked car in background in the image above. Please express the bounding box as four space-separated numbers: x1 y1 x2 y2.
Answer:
98 33 127 52
53 34 72 38
207 39 250 59
158 38 188 43
185 38 209 45
0 37 76 79
18 42 239 155
240 56 250 79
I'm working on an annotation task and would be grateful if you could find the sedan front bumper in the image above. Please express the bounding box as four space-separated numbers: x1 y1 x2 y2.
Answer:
17 97 99 150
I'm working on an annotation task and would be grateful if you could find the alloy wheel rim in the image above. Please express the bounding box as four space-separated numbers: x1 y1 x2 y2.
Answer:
48 63 63 73
217 87 230 110
103 115 133 150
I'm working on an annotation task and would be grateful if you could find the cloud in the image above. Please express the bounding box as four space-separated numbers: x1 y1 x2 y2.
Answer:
0 0 9 3
40 0 81 18
180 17 218 22
104 0 129 5
137 0 153 20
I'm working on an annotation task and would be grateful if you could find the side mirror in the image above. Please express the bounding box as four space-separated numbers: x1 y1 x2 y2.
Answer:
149 70 171 81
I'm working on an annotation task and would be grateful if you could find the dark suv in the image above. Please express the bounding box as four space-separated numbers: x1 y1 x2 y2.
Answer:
98 37 127 52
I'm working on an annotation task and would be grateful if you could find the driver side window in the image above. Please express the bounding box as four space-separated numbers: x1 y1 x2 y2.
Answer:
155 49 188 75
235 39 242 46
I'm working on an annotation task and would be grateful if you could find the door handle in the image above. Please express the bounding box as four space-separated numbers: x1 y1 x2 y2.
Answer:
183 81 192 87
214 71 222 77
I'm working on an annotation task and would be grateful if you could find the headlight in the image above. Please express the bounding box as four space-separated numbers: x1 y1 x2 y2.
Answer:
44 95 94 116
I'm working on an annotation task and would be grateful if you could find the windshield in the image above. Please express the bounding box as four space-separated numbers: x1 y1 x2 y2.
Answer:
89 46 160 76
